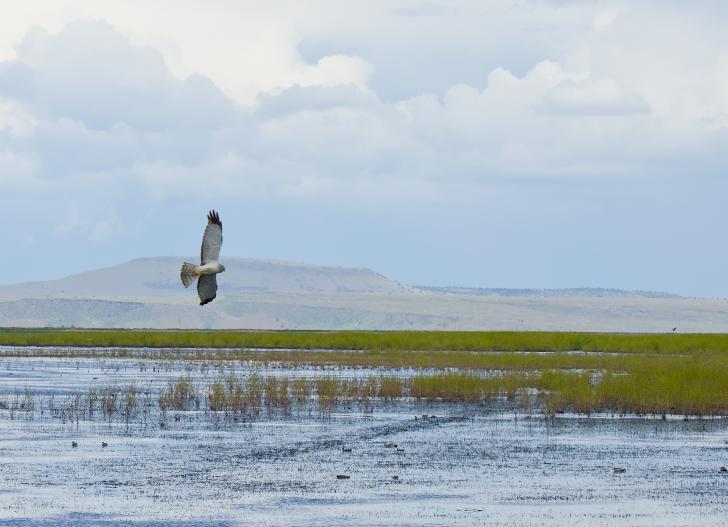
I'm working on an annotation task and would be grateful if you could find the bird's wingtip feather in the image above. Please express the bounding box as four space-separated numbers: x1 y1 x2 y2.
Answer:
207 209 222 227
199 295 216 306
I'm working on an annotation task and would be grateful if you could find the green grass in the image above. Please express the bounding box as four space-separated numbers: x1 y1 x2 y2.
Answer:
4 329 728 416
4 328 728 354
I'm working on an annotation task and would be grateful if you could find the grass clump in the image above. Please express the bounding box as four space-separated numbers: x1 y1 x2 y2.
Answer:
159 377 197 411
411 373 483 403
292 378 311 409
379 376 404 400
315 377 343 416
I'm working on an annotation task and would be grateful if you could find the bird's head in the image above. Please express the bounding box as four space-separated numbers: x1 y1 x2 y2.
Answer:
219 264 226 273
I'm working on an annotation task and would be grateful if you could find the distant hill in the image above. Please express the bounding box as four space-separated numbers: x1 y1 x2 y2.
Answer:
415 286 682 299
0 257 408 299
1 257 722 332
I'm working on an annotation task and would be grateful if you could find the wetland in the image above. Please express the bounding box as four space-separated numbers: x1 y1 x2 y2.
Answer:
1 331 728 525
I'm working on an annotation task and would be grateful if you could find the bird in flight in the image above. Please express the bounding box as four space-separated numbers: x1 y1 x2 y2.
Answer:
180 210 225 305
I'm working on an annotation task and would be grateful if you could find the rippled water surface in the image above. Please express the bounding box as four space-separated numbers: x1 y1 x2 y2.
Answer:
1 355 728 526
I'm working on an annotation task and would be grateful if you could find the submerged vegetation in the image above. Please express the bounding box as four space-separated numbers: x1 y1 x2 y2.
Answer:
2 329 728 417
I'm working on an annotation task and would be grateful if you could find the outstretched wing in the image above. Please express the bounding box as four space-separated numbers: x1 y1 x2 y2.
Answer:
197 274 217 305
200 210 223 264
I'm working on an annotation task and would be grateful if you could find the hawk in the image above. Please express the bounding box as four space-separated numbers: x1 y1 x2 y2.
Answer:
180 210 226 305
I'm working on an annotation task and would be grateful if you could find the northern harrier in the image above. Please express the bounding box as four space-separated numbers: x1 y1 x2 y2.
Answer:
180 210 226 305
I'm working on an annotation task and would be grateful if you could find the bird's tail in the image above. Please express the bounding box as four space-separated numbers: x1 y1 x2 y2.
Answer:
180 262 199 288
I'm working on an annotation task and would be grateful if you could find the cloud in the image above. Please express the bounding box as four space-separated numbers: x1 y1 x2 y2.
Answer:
543 78 649 115
0 21 235 132
593 7 625 32
292 54 373 91
0 5 727 295
0 14 725 202
390 2 457 18
0 148 36 189
255 84 378 119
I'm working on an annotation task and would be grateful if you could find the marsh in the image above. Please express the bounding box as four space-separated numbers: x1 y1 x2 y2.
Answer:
1 353 728 526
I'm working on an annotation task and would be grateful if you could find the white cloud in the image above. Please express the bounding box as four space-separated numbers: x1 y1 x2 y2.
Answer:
543 78 649 115
0 148 36 189
0 13 725 200
0 98 36 136
390 1 457 18
0 3 727 294
593 7 625 33
2 21 235 132
290 54 373 91
0 0 378 106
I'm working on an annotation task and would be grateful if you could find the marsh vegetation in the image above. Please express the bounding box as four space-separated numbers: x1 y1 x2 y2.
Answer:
5 328 728 353
2 329 728 417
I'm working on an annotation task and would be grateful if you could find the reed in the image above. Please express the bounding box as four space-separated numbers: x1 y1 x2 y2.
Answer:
100 387 119 421
5 329 728 355
5 329 728 417
278 377 291 415
378 376 404 400
292 378 311 406
7 365 728 423
315 377 338 416
208 380 226 412
122 385 138 431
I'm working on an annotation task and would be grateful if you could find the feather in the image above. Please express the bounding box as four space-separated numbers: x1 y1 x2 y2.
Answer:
200 210 223 264
197 274 217 305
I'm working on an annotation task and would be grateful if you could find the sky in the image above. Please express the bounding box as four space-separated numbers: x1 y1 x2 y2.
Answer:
1 1 727 297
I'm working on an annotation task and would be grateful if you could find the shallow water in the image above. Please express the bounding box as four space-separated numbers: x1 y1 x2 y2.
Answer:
0 356 429 397
1 356 728 526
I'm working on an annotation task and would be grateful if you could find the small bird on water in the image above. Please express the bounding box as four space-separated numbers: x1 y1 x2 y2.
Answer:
101 442 108 448
180 210 225 306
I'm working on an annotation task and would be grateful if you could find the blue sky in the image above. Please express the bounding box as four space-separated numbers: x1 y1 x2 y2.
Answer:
1 1 727 296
